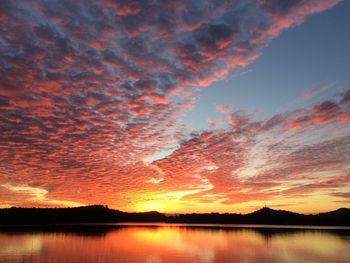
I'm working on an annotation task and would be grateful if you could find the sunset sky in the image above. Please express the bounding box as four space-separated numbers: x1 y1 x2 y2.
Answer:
0 0 349 214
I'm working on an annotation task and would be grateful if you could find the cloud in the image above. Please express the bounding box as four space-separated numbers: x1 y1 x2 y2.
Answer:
260 0 341 37
288 90 350 129
1 184 84 207
332 192 350 199
290 84 330 105
145 90 350 208
0 0 345 210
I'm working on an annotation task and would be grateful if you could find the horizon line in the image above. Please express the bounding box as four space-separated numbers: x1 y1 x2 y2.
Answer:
2 204 349 216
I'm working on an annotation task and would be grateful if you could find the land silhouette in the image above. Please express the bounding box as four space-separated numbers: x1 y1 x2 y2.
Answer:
0 205 349 226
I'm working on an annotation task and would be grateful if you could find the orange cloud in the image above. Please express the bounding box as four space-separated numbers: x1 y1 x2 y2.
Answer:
0 0 347 212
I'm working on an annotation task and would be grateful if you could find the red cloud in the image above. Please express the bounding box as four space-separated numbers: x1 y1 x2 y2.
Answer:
0 0 345 210
288 93 350 129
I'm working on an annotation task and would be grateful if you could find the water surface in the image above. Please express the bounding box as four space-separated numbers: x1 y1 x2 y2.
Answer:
1 224 350 263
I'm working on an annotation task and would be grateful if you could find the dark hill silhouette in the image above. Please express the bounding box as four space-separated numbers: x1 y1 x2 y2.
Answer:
0 205 349 226
244 207 306 225
310 208 350 226
0 205 166 225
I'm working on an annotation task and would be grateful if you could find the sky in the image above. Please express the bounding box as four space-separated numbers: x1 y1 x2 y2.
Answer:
0 0 349 214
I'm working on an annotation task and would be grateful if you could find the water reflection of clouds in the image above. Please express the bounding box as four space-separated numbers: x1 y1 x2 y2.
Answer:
0 227 350 263
133 227 216 263
0 235 42 256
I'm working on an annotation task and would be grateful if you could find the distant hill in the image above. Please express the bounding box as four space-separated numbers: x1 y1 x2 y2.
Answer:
167 207 350 226
0 205 349 226
0 205 166 225
244 207 305 225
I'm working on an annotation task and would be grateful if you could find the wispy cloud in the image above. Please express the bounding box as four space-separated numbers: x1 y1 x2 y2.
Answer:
290 84 331 105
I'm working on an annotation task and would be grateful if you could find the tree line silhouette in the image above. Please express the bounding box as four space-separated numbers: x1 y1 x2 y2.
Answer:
0 205 349 226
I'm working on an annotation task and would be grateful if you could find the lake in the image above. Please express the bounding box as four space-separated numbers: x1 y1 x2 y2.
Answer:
0 224 350 263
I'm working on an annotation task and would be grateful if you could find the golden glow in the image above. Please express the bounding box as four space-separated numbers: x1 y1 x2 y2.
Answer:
2 184 84 208
2 226 350 262
122 189 348 214
133 198 182 213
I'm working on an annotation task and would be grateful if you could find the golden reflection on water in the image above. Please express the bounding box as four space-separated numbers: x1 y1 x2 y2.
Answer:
0 226 350 263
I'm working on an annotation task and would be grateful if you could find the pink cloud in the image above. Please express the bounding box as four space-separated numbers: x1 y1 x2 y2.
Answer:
260 0 341 37
290 84 330 105
0 0 345 210
288 92 350 129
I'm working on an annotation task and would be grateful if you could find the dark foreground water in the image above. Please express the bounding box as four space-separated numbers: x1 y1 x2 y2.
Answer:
1 224 350 263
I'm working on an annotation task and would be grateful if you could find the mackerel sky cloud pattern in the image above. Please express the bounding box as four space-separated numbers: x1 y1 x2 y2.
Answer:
0 0 349 212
